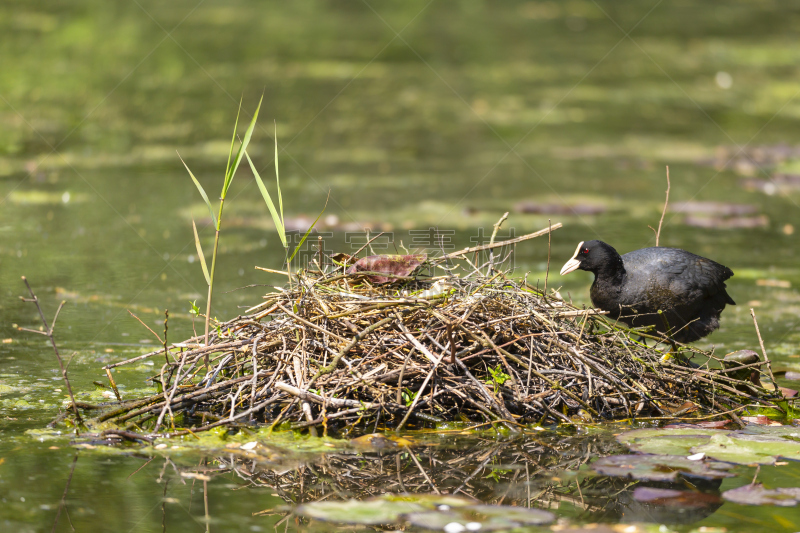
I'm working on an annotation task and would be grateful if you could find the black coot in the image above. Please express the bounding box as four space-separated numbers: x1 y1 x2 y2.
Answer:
560 240 735 343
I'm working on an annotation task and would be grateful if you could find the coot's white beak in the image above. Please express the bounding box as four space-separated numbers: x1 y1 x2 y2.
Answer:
560 241 584 276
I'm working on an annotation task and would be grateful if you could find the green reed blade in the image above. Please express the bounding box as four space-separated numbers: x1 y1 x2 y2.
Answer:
246 150 287 249
288 191 330 263
224 97 243 182
179 152 217 228
191 218 211 285
223 94 263 199
274 121 284 225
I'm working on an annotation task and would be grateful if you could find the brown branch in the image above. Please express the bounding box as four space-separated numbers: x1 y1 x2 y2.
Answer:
127 309 164 345
20 277 83 429
750 308 778 393
436 223 562 261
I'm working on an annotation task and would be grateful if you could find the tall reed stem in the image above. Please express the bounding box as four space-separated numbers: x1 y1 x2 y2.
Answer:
203 199 225 367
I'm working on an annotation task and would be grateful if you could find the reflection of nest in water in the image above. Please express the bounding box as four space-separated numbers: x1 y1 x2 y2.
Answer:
92 225 781 436
225 433 609 507
201 432 723 526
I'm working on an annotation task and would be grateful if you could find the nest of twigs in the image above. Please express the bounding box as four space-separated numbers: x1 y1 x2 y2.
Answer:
90 225 785 436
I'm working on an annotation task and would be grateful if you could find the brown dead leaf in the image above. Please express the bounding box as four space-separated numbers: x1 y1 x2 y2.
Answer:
347 254 426 284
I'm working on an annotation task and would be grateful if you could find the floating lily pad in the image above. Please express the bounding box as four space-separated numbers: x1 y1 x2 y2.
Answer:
690 431 800 465
591 455 734 481
404 504 554 531
296 498 420 524
632 486 721 509
616 427 723 456
295 494 471 525
738 425 800 440
722 483 800 506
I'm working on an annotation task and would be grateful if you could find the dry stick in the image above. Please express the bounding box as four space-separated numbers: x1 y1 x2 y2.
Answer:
127 309 165 345
307 315 396 389
446 324 457 364
396 350 410 404
456 322 599 417
436 223 562 262
488 212 509 271
165 396 279 437
651 165 671 246
105 368 123 401
107 375 253 423
276 304 348 343
276 382 378 409
19 277 83 428
543 219 552 296
408 450 441 494
454 358 516 424
162 310 169 366
479 330 520 398
103 338 264 370
750 308 779 393
254 266 289 276
395 352 447 431
352 231 386 258
396 330 438 364
249 336 262 421
291 406 366 428
153 345 192 432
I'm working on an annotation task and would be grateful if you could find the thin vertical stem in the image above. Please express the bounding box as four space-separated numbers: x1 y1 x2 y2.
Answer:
204 198 225 368
203 478 210 533
544 218 552 296
750 308 778 391
656 165 670 247
162 310 169 366
21 277 83 428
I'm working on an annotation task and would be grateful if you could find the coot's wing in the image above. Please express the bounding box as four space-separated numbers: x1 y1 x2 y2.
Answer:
622 248 734 308
619 247 734 342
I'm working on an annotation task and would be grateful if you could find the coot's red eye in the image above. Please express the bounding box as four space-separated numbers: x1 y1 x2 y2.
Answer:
583 248 589 254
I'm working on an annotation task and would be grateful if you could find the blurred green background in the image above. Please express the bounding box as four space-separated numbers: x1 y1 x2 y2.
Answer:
2 1 800 531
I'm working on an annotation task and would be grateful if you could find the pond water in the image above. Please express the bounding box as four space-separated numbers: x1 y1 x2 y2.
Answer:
2 1 800 531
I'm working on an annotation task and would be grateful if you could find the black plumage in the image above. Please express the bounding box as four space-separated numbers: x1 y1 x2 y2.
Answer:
560 240 735 343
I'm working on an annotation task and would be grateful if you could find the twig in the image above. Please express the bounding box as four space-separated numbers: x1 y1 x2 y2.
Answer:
437 223 562 261
396 348 447 431
750 308 778 391
20 277 83 429
153 343 191 433
127 309 164 345
352 231 386 258
105 368 122 401
408 450 441 494
307 315 396 388
276 304 348 343
544 219 552 295
162 310 170 366
654 165 670 246
488 212 509 272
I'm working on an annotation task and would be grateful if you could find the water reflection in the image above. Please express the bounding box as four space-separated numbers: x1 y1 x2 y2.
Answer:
91 429 727 531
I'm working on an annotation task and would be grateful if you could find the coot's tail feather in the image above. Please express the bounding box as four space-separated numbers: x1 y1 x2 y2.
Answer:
725 291 736 306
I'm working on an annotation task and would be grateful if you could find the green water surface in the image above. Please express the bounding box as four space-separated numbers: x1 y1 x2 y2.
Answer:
2 1 800 531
